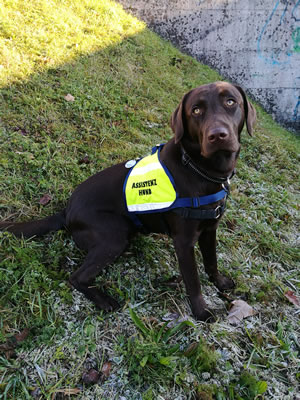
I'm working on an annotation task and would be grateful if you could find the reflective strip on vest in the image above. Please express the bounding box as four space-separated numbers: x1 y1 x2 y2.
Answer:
125 151 176 213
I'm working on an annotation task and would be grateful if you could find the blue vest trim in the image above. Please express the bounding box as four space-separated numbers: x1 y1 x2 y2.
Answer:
124 144 228 226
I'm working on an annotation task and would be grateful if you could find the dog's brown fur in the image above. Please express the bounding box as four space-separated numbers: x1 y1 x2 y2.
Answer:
0 82 256 321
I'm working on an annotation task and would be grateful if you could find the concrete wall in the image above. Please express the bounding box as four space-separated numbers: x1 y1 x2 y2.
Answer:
118 0 300 132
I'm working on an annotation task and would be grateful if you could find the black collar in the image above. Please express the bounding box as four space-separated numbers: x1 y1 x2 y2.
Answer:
180 144 235 185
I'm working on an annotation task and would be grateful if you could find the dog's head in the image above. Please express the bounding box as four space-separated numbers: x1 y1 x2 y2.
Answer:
170 82 256 172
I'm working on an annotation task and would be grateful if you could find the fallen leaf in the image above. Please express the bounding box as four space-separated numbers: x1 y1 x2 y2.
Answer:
78 155 90 164
39 194 52 205
0 328 30 359
15 328 30 343
82 368 101 384
101 361 112 378
64 93 75 102
53 388 81 396
227 300 255 325
284 290 300 307
183 342 198 357
0 341 15 359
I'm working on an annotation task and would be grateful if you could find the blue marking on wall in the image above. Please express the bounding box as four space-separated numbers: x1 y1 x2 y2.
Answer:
257 0 299 66
257 0 286 65
258 1 300 125
293 97 300 121
292 0 300 20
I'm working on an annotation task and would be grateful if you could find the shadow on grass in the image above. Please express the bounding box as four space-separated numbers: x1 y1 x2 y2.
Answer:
0 29 221 219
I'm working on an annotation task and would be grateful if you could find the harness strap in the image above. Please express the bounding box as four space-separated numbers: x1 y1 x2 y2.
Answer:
170 189 227 209
172 203 226 220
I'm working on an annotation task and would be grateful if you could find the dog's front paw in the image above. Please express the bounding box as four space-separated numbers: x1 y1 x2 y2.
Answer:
190 295 215 322
193 308 215 322
94 293 120 312
212 273 235 292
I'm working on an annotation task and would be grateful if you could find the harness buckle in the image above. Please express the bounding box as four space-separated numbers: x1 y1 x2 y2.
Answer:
215 205 222 219
222 183 228 192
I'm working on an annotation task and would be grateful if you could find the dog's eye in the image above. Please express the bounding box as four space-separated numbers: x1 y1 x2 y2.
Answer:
226 99 236 106
192 107 202 115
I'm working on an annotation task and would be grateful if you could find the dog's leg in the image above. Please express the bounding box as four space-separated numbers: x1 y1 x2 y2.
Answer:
173 238 213 321
198 229 234 291
69 245 122 311
69 216 131 311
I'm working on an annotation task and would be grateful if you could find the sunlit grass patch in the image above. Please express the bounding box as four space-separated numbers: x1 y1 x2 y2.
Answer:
0 0 145 86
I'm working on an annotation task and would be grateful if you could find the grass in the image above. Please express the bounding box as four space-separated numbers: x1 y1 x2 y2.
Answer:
0 0 299 398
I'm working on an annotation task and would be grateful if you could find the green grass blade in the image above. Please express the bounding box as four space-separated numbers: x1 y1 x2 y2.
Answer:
129 308 151 337
162 320 195 343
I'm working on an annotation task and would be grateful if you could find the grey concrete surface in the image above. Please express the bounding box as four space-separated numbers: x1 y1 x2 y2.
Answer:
118 0 300 132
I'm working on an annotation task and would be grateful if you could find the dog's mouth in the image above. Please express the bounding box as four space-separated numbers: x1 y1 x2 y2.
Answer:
200 130 240 159
201 143 240 158
181 130 240 176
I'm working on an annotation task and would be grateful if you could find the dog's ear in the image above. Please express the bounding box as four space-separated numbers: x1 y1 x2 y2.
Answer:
170 102 184 143
234 85 257 136
170 92 190 143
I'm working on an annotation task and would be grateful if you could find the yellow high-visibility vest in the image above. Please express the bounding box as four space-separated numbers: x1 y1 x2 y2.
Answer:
123 144 228 226
124 147 177 213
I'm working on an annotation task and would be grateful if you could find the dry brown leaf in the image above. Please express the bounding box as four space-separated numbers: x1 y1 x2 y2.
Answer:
53 388 81 396
101 361 112 378
39 194 52 205
0 328 30 359
15 328 30 343
64 93 75 102
0 342 15 359
284 290 300 307
183 342 198 357
78 155 90 164
227 300 255 325
82 368 101 384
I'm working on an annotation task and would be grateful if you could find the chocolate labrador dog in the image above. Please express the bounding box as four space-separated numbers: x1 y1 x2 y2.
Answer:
0 81 256 321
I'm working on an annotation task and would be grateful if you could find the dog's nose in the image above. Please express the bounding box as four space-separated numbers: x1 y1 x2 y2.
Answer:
207 128 229 143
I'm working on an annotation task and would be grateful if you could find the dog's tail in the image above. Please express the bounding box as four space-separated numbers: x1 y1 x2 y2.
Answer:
0 210 66 238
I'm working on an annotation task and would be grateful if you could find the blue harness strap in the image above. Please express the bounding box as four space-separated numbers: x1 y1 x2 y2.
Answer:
124 144 229 227
170 189 227 210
